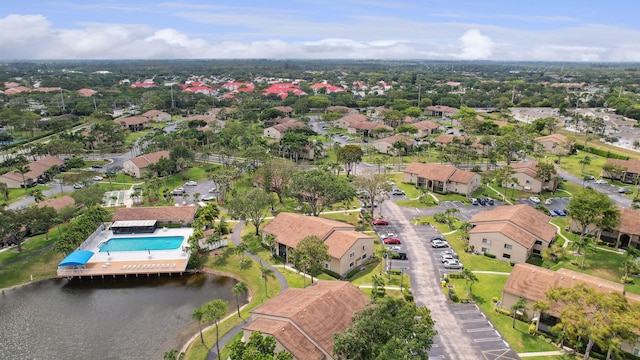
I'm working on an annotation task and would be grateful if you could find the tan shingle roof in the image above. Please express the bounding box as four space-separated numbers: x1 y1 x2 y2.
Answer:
339 114 368 124
470 204 555 243
412 120 439 130
243 318 324 360
511 161 541 179
115 116 149 126
606 159 640 174
112 206 196 224
1 156 64 182
534 134 567 144
128 150 170 169
404 162 478 185
36 195 76 211
323 230 373 258
262 213 354 249
470 222 537 248
348 121 389 131
249 281 369 357
374 134 413 146
617 208 640 235
449 168 478 184
504 263 639 308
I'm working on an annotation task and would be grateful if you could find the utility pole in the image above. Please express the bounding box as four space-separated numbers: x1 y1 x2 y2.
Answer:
60 88 65 111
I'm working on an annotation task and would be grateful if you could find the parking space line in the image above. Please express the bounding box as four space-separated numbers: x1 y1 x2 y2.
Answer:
467 328 496 333
474 337 503 343
460 318 487 323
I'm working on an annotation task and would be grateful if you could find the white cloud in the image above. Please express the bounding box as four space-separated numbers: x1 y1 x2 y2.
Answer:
456 29 494 60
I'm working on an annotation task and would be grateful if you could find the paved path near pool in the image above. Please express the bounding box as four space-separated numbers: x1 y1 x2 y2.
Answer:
205 221 289 360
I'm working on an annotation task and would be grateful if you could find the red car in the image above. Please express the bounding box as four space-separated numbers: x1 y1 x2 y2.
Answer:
372 219 389 225
383 237 401 244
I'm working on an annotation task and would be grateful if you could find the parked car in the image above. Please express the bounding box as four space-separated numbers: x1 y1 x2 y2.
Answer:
372 219 389 226
618 187 632 194
208 187 217 193
544 198 553 205
443 259 464 269
529 196 541 203
595 179 608 184
440 249 458 259
91 164 103 169
553 209 566 217
172 188 185 196
584 175 595 180
380 233 397 240
184 181 198 186
202 195 215 201
430 236 446 241
73 183 83 189
470 198 479 205
477 198 486 205
391 189 405 196
440 254 455 262
484 197 494 205
431 240 449 248
92 176 104 181
383 237 401 245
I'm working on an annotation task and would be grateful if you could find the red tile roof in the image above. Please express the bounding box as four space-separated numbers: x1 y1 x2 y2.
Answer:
128 150 170 169
470 204 555 243
263 213 354 249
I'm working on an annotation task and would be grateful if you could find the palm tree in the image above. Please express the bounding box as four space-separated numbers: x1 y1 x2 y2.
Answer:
30 188 45 203
511 297 527 329
201 299 228 358
531 300 551 332
232 281 248 317
461 268 479 296
0 182 9 202
235 243 249 265
260 265 275 297
15 165 30 193
191 307 205 344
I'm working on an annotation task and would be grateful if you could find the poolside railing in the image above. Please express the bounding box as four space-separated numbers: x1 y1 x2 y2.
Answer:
77 224 106 250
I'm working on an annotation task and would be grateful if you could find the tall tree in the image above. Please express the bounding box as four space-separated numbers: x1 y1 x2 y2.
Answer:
289 235 330 286
511 297 527 329
333 297 437 360
0 182 8 202
461 268 479 296
232 281 248 317
546 284 640 360
566 189 620 259
258 157 297 204
260 265 275 297
353 170 391 216
535 161 559 193
200 299 229 358
336 145 364 177
14 165 30 193
228 331 293 360
287 170 355 216
227 189 273 236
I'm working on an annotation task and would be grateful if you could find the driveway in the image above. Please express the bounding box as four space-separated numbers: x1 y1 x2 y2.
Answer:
382 201 520 359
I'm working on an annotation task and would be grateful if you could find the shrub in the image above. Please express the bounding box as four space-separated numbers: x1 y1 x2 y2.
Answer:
495 307 511 316
483 252 496 259
509 261 516 267
345 267 361 279
492 297 499 304
448 273 464 279
621 276 634 284
322 268 341 279
389 269 402 275
403 291 414 301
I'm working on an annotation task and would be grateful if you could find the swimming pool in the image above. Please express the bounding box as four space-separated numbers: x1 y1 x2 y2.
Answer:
99 236 185 252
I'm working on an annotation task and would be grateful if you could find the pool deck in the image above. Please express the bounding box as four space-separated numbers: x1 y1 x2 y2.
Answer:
57 227 194 278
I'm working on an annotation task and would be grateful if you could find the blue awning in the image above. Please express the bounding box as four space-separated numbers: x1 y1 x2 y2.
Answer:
58 250 95 267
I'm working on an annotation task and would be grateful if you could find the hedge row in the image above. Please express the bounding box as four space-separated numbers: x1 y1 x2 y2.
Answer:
574 143 629 160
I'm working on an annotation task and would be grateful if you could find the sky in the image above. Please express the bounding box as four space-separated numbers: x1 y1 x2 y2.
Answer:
1 0 639 62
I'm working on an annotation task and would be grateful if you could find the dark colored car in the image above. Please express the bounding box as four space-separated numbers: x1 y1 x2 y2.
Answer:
553 209 566 217
477 198 486 205
484 197 494 205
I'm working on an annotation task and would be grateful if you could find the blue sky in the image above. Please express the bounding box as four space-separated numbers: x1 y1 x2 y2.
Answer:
1 0 639 61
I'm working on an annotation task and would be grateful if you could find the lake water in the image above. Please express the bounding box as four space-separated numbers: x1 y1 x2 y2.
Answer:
0 273 243 359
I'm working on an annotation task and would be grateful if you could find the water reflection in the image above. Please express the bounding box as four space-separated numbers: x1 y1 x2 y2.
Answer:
0 273 244 360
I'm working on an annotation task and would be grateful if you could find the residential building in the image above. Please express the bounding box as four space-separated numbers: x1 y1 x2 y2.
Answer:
36 195 76 212
372 135 413 155
502 263 640 356
115 116 151 131
263 121 306 140
412 120 440 137
242 281 368 360
506 161 555 194
603 159 640 184
469 204 555 263
334 114 369 129
571 207 640 249
510 107 559 124
534 134 569 153
262 213 374 277
435 135 487 155
122 150 170 178
424 105 458 117
403 162 481 196
346 121 391 137
112 206 197 226
0 156 65 188
142 110 171 122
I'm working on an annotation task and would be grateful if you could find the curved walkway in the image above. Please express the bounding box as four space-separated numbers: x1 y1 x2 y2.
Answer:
205 220 288 360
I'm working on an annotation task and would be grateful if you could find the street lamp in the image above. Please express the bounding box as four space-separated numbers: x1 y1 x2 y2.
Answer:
400 267 408 294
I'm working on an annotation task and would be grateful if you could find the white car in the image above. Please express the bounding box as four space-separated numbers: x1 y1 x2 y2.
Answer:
201 195 215 201
595 179 608 184
208 187 217 193
440 254 455 263
529 196 541 204
184 181 198 186
92 176 104 181
443 259 464 269
380 233 397 240
544 198 552 205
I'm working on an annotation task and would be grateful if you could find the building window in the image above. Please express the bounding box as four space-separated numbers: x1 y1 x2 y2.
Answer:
481 247 489 253
349 262 354 269
526 180 531 184
324 263 330 269
634 348 640 356
533 249 541 255
504 244 513 250
349 252 355 258
362 254 367 260
503 253 511 259
362 245 365 250
535 240 542 245
482 238 491 244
